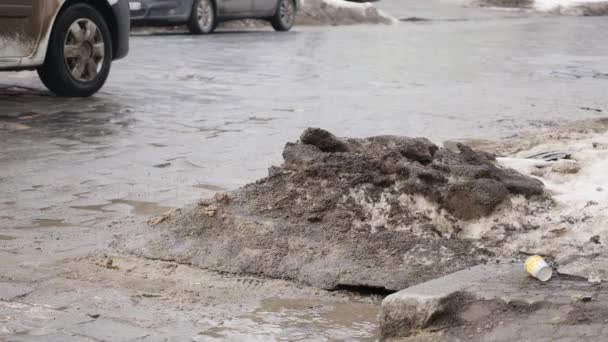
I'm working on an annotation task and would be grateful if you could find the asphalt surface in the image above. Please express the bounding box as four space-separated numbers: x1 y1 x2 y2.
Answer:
1 1 608 340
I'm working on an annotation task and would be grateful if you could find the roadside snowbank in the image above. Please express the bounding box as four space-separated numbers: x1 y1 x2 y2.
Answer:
223 0 395 27
296 0 395 25
469 0 608 14
221 0 395 28
535 0 608 13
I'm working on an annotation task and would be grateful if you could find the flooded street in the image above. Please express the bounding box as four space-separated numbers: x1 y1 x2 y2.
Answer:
1 0 608 340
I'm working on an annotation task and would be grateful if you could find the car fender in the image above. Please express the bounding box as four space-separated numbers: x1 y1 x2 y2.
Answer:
19 0 124 68
18 0 64 68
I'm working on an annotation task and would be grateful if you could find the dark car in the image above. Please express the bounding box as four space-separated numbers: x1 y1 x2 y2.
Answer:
0 0 130 97
129 0 301 34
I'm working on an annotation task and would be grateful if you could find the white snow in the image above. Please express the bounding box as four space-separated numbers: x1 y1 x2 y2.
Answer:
500 134 608 207
494 133 608 281
463 0 608 13
534 0 608 11
321 0 375 10
298 0 396 25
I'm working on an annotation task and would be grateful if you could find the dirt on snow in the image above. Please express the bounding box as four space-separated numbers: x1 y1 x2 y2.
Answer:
123 128 550 291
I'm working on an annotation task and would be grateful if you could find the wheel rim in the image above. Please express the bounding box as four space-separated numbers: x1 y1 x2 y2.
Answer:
279 0 295 27
63 19 104 82
197 0 214 31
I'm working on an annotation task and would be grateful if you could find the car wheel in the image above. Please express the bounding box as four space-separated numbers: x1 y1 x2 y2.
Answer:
188 0 217 34
271 0 295 31
37 4 112 97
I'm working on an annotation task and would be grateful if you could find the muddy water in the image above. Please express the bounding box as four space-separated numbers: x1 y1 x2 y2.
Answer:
198 298 380 341
71 199 173 216
255 298 380 341
1 1 608 340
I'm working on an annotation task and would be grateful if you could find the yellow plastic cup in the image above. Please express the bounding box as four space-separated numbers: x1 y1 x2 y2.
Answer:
525 255 552 282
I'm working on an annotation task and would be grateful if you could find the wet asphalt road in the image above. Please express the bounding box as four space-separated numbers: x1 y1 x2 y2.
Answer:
2 15 608 213
1 2 608 340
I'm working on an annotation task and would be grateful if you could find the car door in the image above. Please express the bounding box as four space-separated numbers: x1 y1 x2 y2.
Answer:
217 0 253 16
252 0 276 16
0 0 42 58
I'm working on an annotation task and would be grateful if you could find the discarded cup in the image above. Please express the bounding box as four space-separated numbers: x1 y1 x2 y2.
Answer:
525 255 552 282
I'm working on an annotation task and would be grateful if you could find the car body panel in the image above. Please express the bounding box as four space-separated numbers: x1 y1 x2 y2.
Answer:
220 0 253 15
251 0 277 16
0 0 56 59
0 0 35 17
130 0 300 25
111 0 131 59
0 0 129 70
129 0 192 23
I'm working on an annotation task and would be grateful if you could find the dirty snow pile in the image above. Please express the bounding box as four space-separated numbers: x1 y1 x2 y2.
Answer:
125 128 552 291
535 0 608 14
491 126 608 282
468 0 608 14
223 0 395 27
296 0 395 25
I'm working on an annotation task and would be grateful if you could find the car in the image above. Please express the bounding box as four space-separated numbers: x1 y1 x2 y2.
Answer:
129 0 301 34
0 0 130 97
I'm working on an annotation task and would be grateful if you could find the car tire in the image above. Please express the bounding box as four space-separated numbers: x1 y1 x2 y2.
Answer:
271 0 295 31
188 0 217 34
37 4 112 97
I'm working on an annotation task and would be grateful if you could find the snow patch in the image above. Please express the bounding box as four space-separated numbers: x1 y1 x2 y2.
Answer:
496 133 608 281
465 0 608 14
297 0 396 25
534 0 608 11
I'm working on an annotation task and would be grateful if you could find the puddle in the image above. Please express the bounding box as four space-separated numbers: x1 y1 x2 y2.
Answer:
71 203 113 213
112 199 173 216
149 143 167 148
248 116 276 123
72 199 172 216
31 219 72 228
193 183 226 192
0 235 16 240
195 297 379 341
443 138 495 151
252 297 379 341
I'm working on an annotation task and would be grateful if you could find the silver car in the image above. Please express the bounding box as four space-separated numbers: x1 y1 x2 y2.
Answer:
130 0 301 34
0 0 130 97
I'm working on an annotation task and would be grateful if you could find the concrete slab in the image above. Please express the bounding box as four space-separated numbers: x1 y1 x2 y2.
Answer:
379 263 607 341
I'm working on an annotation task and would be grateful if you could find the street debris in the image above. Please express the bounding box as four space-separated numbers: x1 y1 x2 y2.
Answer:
580 106 603 113
105 258 118 270
527 151 570 161
525 255 552 281
148 209 180 226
